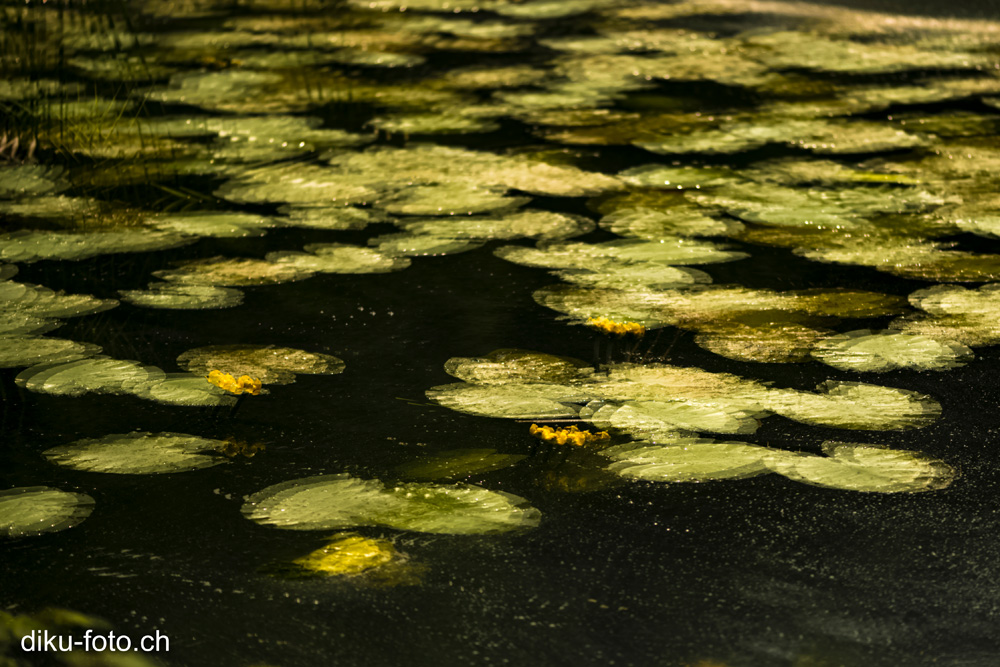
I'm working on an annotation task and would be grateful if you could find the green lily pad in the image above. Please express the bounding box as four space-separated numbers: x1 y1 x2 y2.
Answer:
603 439 789 482
812 330 972 372
765 441 955 493
0 487 95 538
177 344 345 385
44 432 228 474
243 474 541 534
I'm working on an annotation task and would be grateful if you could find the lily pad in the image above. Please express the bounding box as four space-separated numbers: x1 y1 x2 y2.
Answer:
812 330 972 372
444 349 590 385
177 345 345 385
603 439 788 482
44 432 228 474
120 283 245 310
0 487 95 538
243 474 541 534
765 441 955 493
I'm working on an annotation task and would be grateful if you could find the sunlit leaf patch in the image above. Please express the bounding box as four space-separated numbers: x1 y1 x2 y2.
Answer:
323 144 621 198
267 244 410 274
44 432 229 474
285 532 422 585
154 256 315 286
591 400 761 436
0 487 95 538
378 185 527 216
139 373 237 406
0 165 67 198
694 321 831 363
598 207 741 239
765 441 955 493
371 234 482 257
243 474 541 534
763 381 941 431
444 349 591 385
177 345 344 385
149 212 278 238
496 238 746 271
811 330 972 372
369 112 500 135
0 337 101 368
120 283 244 310
0 282 116 320
397 210 593 242
603 439 788 482
0 229 192 263
426 382 584 419
16 357 165 398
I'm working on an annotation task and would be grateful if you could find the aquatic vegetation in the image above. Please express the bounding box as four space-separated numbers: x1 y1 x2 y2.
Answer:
287 533 418 584
529 424 610 447
206 370 262 396
586 317 646 337
0 487 94 538
179 345 345 385
444 349 590 385
243 474 541 535
119 283 245 310
0 337 101 368
267 243 411 274
154 256 315 286
0 229 192 263
44 432 229 474
603 439 783 483
396 449 527 481
765 441 956 493
812 330 972 372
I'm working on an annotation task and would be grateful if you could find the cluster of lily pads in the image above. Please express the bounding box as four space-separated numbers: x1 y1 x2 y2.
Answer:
5 0 997 584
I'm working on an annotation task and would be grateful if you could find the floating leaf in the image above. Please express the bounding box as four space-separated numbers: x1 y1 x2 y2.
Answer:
139 373 237 406
812 330 972 372
177 345 344 385
0 337 101 368
120 283 244 310
149 212 278 238
0 229 192 263
591 400 761 436
267 244 410 274
287 533 422 585
764 381 941 431
397 210 593 242
603 439 788 482
243 474 540 534
44 432 227 474
378 185 527 216
155 256 315 286
16 357 164 397
765 441 955 493
426 382 583 419
444 349 590 385
0 487 94 538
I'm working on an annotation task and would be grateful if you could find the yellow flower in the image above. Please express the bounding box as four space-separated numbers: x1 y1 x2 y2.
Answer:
529 423 610 447
207 370 262 396
586 316 645 337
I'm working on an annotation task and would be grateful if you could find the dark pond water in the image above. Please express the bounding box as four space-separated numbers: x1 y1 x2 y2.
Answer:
3 0 1000 665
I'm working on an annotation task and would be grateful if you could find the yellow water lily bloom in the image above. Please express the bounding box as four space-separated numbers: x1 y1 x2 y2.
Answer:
586 316 646 337
529 423 610 447
206 370 262 395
